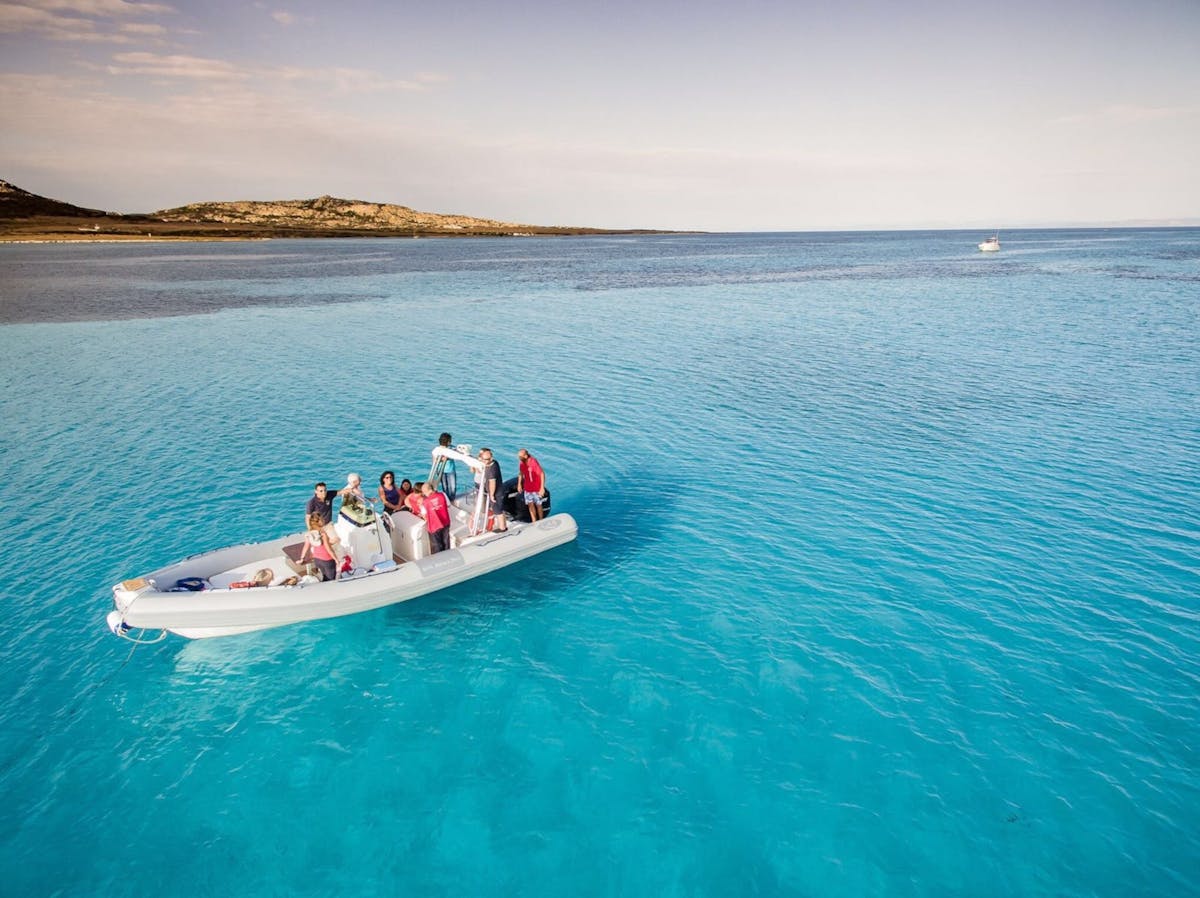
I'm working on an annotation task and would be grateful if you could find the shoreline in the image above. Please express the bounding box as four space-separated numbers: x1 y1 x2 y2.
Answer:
1 236 273 244
0 215 679 244
0 230 675 243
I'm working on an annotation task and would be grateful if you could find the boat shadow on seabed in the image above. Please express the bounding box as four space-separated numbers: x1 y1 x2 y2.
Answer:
161 483 676 692
384 470 684 626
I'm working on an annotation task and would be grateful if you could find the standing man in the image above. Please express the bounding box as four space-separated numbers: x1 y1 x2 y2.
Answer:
306 482 336 529
419 481 451 554
437 432 457 502
478 447 507 532
517 448 547 522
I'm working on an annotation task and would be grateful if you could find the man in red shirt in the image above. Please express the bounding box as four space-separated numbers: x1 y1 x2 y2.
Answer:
419 481 452 553
517 448 547 522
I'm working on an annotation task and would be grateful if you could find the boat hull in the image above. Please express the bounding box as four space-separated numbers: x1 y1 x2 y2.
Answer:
110 514 577 639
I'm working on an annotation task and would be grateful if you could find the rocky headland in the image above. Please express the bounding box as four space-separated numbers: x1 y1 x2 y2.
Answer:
0 179 665 241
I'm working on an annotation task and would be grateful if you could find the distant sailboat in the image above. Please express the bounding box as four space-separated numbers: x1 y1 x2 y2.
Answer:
978 232 1001 252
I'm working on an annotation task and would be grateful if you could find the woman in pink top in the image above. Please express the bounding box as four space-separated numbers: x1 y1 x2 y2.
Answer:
298 513 340 581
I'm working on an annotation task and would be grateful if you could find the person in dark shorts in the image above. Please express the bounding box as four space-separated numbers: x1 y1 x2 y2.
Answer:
478 447 506 532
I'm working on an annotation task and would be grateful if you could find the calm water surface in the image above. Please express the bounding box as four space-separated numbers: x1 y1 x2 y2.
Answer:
0 230 1197 896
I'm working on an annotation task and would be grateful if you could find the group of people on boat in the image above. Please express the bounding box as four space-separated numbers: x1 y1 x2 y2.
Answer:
296 434 548 581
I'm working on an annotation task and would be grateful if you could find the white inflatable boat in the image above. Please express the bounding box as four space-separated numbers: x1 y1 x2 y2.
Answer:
107 446 577 640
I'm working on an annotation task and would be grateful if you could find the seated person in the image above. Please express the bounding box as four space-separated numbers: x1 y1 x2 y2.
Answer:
230 568 275 589
379 471 403 515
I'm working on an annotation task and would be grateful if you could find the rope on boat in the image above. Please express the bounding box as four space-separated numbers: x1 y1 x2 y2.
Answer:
111 622 168 645
67 622 156 719
108 585 168 645
369 497 390 560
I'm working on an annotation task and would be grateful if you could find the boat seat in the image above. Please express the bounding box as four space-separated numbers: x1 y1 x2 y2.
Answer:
449 522 472 549
282 541 308 575
282 539 399 575
389 510 430 561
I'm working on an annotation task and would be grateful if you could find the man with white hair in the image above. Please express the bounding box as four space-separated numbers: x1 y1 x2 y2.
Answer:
338 473 369 515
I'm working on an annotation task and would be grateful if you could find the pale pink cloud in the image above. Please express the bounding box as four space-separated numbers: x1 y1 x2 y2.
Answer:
106 51 245 79
275 64 435 92
0 0 171 41
95 50 449 93
119 20 164 34
22 0 173 15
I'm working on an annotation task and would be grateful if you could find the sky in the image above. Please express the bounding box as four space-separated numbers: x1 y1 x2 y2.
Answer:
0 0 1197 231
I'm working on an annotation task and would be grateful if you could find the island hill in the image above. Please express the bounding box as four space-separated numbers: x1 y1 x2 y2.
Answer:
0 179 664 241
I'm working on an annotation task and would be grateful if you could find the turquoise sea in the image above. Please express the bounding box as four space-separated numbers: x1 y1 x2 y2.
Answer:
1 230 1197 896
